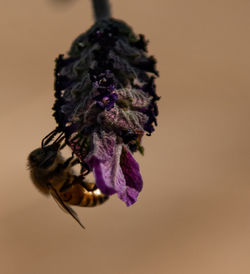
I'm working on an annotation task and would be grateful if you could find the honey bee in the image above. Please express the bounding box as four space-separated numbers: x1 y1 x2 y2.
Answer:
27 141 108 229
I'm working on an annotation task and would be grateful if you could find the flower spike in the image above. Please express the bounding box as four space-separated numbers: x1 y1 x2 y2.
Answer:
52 18 159 206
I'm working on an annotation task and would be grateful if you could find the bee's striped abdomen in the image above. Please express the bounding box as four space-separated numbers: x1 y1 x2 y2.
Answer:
60 183 109 207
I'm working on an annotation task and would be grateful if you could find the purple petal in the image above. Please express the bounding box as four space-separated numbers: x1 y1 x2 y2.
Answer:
111 93 118 100
118 146 143 206
120 146 143 192
118 186 140 206
85 132 126 195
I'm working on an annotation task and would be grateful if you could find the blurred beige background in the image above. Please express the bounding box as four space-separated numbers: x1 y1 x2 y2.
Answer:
1 0 250 273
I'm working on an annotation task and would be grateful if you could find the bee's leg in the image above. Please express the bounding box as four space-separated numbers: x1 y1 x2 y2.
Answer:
61 156 74 169
59 173 82 193
69 158 80 167
79 163 97 191
59 181 73 192
71 172 97 192
41 129 58 147
59 158 80 193
61 158 97 192
62 155 80 170
81 181 98 191
80 162 90 176
59 141 67 150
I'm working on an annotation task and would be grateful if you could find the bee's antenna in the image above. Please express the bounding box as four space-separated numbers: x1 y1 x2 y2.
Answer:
41 128 66 150
54 132 65 146
41 129 59 148
60 141 67 150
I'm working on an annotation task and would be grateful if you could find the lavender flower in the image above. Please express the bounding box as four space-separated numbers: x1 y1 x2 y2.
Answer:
52 18 159 206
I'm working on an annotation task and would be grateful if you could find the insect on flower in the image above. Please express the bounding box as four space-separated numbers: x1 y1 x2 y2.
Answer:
28 138 109 228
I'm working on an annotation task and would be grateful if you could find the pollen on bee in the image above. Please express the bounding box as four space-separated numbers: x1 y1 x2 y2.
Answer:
94 189 102 195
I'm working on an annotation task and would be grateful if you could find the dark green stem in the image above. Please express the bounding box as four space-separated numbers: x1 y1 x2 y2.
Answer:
92 0 111 21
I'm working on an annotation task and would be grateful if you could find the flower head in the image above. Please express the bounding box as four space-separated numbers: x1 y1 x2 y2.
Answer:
52 18 159 206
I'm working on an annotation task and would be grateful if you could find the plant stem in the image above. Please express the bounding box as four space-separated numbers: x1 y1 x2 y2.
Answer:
91 0 111 21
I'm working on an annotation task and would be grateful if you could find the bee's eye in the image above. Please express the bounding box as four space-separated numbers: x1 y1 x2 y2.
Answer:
39 150 57 169
29 154 36 163
29 149 43 163
39 159 54 168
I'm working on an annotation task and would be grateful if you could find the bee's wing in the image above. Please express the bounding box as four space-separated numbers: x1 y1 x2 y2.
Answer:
48 185 85 229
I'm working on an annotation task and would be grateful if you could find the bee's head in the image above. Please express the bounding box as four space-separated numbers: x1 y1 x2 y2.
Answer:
28 145 59 169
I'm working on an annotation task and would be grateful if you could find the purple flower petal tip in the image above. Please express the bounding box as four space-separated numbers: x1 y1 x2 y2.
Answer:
120 146 143 193
119 146 143 206
118 187 140 207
